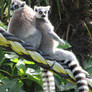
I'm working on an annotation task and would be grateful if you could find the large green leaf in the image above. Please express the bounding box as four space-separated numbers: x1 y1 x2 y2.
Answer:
0 78 24 92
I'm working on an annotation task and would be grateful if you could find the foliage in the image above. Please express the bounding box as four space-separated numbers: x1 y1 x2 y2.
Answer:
0 29 43 91
0 77 24 92
0 47 43 92
0 0 92 92
0 0 11 24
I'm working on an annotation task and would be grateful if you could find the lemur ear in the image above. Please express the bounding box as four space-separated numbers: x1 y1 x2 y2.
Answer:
34 6 37 10
47 6 51 10
34 6 38 12
21 2 26 7
47 5 51 9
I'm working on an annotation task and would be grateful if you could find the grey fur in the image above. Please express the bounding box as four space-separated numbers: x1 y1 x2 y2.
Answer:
8 0 42 50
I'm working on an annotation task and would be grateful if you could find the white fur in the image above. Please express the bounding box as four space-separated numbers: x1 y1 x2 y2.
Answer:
34 6 50 19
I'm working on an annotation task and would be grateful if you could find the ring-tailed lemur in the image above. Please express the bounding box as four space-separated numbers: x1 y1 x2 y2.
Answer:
8 0 42 50
34 6 66 92
34 6 65 48
34 6 89 92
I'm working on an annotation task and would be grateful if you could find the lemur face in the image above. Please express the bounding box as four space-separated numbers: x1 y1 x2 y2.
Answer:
34 6 50 19
11 0 26 10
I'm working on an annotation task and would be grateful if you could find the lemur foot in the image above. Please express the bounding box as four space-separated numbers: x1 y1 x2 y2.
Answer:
43 55 56 60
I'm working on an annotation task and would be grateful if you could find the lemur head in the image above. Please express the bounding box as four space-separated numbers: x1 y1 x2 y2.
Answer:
34 6 50 19
11 0 26 11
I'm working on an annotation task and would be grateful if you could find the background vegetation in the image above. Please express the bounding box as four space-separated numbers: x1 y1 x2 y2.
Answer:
0 0 92 92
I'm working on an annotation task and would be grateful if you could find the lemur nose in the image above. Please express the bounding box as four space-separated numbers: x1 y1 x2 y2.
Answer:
41 15 45 17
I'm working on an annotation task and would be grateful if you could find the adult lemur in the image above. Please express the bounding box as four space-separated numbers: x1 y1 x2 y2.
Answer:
34 6 89 92
8 0 42 50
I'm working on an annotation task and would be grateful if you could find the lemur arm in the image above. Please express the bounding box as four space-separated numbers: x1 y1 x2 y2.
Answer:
48 30 65 45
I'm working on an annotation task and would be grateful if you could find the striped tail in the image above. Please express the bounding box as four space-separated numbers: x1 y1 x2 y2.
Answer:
65 60 89 92
41 68 55 92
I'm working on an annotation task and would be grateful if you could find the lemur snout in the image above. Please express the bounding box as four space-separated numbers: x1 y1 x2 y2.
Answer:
41 15 45 18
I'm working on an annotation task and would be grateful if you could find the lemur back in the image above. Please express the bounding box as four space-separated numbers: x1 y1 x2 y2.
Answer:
34 6 89 92
8 0 42 50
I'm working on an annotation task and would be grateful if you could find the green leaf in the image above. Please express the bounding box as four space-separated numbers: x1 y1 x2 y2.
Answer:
5 52 19 59
0 21 8 30
26 68 42 86
83 59 92 76
83 22 92 40
16 60 26 75
58 41 72 49
24 61 35 65
55 74 76 91
0 78 24 92
0 47 5 66
7 0 11 19
56 0 62 20
45 0 49 5
11 58 19 63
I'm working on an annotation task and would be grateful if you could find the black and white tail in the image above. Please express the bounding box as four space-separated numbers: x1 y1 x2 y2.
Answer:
65 60 89 92
41 68 55 92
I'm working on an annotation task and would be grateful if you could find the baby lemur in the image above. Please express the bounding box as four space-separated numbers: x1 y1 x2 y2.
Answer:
34 6 89 92
8 0 42 50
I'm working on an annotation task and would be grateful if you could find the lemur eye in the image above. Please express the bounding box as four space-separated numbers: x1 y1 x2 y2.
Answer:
15 5 19 9
39 11 43 14
35 9 38 12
